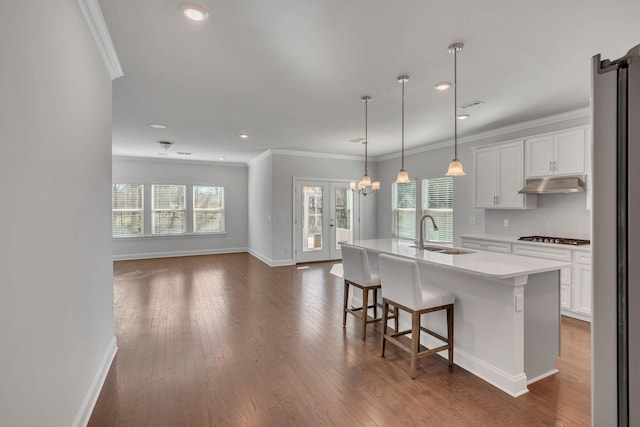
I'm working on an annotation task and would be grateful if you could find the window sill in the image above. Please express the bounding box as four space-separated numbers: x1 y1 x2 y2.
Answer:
113 232 227 240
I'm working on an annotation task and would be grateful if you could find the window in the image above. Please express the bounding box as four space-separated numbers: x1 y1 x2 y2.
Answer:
112 184 144 236
422 177 453 243
392 181 416 239
152 184 186 234
193 185 225 233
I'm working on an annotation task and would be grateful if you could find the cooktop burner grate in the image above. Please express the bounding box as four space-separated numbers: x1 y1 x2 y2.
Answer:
518 235 590 245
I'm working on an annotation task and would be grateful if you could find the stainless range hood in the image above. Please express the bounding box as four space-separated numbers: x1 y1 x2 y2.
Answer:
518 176 585 194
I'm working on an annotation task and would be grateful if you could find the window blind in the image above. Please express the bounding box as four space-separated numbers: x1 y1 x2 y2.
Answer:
112 184 143 236
193 185 225 233
392 181 416 239
152 184 186 234
422 177 453 243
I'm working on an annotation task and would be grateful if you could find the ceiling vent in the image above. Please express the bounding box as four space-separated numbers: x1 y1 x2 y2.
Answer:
158 140 174 150
458 100 484 109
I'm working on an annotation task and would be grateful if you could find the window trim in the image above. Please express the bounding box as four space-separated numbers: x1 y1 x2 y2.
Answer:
112 183 144 237
391 180 417 240
193 185 226 234
151 184 187 235
421 176 454 244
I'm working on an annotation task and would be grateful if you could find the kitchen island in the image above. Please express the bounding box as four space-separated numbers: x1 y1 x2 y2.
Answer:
342 239 569 397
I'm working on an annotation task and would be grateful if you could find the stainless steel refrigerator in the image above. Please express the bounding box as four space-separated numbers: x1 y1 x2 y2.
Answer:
592 44 640 426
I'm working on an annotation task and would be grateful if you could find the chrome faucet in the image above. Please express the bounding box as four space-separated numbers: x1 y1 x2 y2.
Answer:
417 214 439 250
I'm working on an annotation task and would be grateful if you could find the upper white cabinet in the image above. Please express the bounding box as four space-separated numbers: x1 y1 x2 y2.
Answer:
525 129 586 178
474 141 536 209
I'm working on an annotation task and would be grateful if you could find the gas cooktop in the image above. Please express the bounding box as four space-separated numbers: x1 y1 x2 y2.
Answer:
518 236 590 246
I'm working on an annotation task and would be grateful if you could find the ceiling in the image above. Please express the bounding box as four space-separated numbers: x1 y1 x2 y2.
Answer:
100 0 640 164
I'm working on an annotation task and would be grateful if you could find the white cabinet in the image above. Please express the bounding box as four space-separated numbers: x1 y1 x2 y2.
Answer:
572 251 592 316
513 244 572 286
525 129 586 178
461 236 591 321
460 237 511 254
474 141 536 209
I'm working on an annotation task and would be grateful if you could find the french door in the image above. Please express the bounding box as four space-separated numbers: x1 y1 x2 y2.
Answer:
294 180 357 263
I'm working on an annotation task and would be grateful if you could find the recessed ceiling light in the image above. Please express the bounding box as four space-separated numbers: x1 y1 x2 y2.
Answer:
434 81 452 91
181 4 210 22
238 133 249 139
219 157 226 160
149 123 167 129
457 113 470 120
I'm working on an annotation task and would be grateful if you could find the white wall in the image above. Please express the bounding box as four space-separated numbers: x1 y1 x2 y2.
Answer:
375 112 592 243
112 157 249 259
247 152 273 263
375 142 485 241
0 1 115 425
247 150 378 266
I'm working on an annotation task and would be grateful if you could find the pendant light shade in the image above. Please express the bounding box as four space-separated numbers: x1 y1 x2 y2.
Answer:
396 169 410 183
350 96 380 195
445 43 466 177
396 75 411 183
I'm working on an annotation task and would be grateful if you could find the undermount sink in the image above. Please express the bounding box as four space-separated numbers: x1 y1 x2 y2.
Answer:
437 249 471 255
409 244 471 255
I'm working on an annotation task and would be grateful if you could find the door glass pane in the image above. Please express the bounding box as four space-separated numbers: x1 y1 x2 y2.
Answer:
334 186 353 249
302 186 323 252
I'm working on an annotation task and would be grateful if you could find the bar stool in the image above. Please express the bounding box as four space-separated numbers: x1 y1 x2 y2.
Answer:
378 254 454 379
342 245 397 340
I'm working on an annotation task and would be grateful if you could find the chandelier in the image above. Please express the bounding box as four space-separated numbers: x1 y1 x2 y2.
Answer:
350 96 380 195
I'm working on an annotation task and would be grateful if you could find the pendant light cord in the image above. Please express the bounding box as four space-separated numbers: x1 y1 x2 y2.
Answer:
401 78 405 169
364 98 368 175
454 49 458 159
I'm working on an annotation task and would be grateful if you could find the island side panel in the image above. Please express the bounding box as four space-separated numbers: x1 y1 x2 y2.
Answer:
523 270 561 382
415 263 528 396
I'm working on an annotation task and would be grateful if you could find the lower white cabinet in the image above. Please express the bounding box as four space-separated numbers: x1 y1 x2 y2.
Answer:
560 285 572 310
459 238 511 254
572 251 592 316
460 236 591 321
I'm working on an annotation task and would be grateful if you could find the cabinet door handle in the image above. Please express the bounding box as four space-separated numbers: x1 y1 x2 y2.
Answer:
553 160 557 170
549 161 553 171
496 195 500 204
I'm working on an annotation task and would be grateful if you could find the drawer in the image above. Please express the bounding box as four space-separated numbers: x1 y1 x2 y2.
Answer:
461 239 511 254
512 244 572 262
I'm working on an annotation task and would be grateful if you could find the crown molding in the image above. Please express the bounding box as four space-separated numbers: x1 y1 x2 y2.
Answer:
269 148 364 161
247 148 365 165
112 155 247 168
375 107 591 161
77 0 124 80
246 149 273 166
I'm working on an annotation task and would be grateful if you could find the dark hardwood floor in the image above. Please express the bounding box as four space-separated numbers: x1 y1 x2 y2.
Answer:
89 253 591 426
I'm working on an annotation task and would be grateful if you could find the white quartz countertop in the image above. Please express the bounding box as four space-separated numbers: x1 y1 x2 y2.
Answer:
343 239 570 280
459 234 591 251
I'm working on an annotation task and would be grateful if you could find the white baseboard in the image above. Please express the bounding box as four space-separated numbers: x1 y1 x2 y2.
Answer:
561 310 591 323
527 368 559 385
247 249 295 267
113 247 247 261
72 336 118 427
452 347 529 397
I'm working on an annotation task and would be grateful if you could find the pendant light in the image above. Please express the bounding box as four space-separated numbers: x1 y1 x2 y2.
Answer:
445 43 466 176
350 96 380 195
396 75 411 183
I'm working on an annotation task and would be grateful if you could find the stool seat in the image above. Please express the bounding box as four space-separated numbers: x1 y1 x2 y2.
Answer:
378 253 455 379
416 286 455 311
